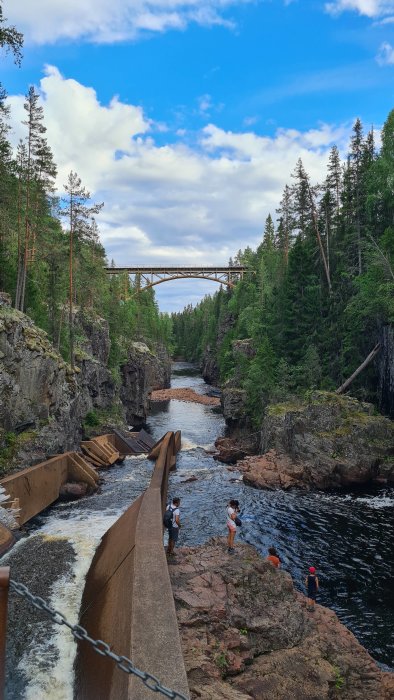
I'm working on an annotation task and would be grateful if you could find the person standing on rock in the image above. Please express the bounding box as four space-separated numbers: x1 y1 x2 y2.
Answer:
227 499 240 554
305 566 319 610
166 497 181 558
266 546 281 568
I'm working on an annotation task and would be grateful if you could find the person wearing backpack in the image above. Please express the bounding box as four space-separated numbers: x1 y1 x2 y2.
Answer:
164 497 181 557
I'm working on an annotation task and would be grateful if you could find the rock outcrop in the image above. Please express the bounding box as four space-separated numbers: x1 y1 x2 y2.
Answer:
0 305 90 467
201 347 220 386
169 540 394 700
0 303 169 470
378 323 394 418
237 392 394 490
120 342 171 425
214 437 251 464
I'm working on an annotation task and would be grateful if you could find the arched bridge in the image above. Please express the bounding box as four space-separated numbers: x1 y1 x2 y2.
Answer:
105 265 247 290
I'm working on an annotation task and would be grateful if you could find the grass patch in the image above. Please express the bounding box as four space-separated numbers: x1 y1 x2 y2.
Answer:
0 429 38 476
267 402 303 417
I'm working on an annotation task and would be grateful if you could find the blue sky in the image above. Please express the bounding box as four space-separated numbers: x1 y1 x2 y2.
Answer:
3 0 394 311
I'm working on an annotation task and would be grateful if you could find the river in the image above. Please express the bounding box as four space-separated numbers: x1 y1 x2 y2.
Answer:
3 362 394 698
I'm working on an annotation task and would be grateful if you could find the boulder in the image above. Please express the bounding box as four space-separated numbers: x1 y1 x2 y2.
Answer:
169 540 394 700
59 482 89 499
214 437 248 464
236 392 394 490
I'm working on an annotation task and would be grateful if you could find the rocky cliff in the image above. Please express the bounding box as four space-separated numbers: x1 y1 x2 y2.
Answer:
169 540 394 700
0 300 170 471
378 323 394 418
120 341 171 426
200 346 220 386
236 391 394 490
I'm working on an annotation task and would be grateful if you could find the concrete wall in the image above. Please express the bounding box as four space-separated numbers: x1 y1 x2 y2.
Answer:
75 432 190 700
75 495 143 700
0 455 70 525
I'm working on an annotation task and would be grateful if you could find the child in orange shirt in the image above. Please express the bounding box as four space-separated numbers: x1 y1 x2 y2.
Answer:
266 546 281 568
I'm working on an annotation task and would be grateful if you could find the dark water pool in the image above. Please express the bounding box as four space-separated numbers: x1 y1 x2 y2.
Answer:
148 362 394 670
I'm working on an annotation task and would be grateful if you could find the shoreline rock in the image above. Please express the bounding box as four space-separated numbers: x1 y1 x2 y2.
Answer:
169 539 394 700
232 392 394 491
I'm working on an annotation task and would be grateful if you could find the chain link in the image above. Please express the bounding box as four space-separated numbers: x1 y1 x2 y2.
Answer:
9 579 189 700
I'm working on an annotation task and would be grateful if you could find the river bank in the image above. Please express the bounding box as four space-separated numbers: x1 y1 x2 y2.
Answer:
151 387 220 406
169 539 394 700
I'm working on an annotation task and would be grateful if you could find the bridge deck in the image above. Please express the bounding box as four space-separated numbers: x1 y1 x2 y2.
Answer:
105 266 247 273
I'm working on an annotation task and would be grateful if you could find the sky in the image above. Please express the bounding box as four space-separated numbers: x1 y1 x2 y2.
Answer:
2 0 394 311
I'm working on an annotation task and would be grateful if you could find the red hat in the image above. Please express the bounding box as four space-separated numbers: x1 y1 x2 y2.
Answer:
309 566 316 573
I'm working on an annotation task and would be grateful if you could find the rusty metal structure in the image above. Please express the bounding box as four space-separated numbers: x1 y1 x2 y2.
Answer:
74 430 189 699
105 265 247 291
0 431 188 699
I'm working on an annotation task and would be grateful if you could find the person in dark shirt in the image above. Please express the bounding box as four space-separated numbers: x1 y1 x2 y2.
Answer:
305 566 319 610
166 497 181 557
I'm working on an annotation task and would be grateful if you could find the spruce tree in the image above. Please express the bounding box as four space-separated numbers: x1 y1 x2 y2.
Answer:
61 171 103 367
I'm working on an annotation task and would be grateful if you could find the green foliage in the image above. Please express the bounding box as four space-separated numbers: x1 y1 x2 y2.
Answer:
0 429 37 475
83 411 100 427
333 666 345 690
0 47 173 375
172 109 394 415
214 652 229 674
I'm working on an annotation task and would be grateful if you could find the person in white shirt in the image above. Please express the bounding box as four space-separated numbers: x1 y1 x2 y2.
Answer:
167 497 181 557
226 499 239 554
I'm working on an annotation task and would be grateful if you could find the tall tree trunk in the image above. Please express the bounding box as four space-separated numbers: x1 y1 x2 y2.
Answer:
306 180 332 294
69 195 74 368
336 344 381 394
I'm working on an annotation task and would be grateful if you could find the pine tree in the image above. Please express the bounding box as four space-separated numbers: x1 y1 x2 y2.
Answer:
0 2 23 65
15 86 47 311
349 118 364 275
276 184 295 266
61 171 103 367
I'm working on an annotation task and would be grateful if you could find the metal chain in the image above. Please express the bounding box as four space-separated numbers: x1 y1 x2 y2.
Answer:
9 579 189 700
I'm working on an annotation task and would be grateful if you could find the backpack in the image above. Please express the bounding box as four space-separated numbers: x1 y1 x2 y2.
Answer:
163 505 175 529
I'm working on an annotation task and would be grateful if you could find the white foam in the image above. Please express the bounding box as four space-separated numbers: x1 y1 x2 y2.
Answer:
180 438 198 451
354 495 394 509
18 510 121 699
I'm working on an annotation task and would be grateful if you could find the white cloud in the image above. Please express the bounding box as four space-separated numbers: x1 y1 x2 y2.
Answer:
325 0 394 17
376 41 394 63
198 94 213 115
8 67 355 310
4 0 248 44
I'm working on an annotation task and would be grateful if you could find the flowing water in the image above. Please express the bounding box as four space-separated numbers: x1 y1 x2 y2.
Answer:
2 362 394 698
